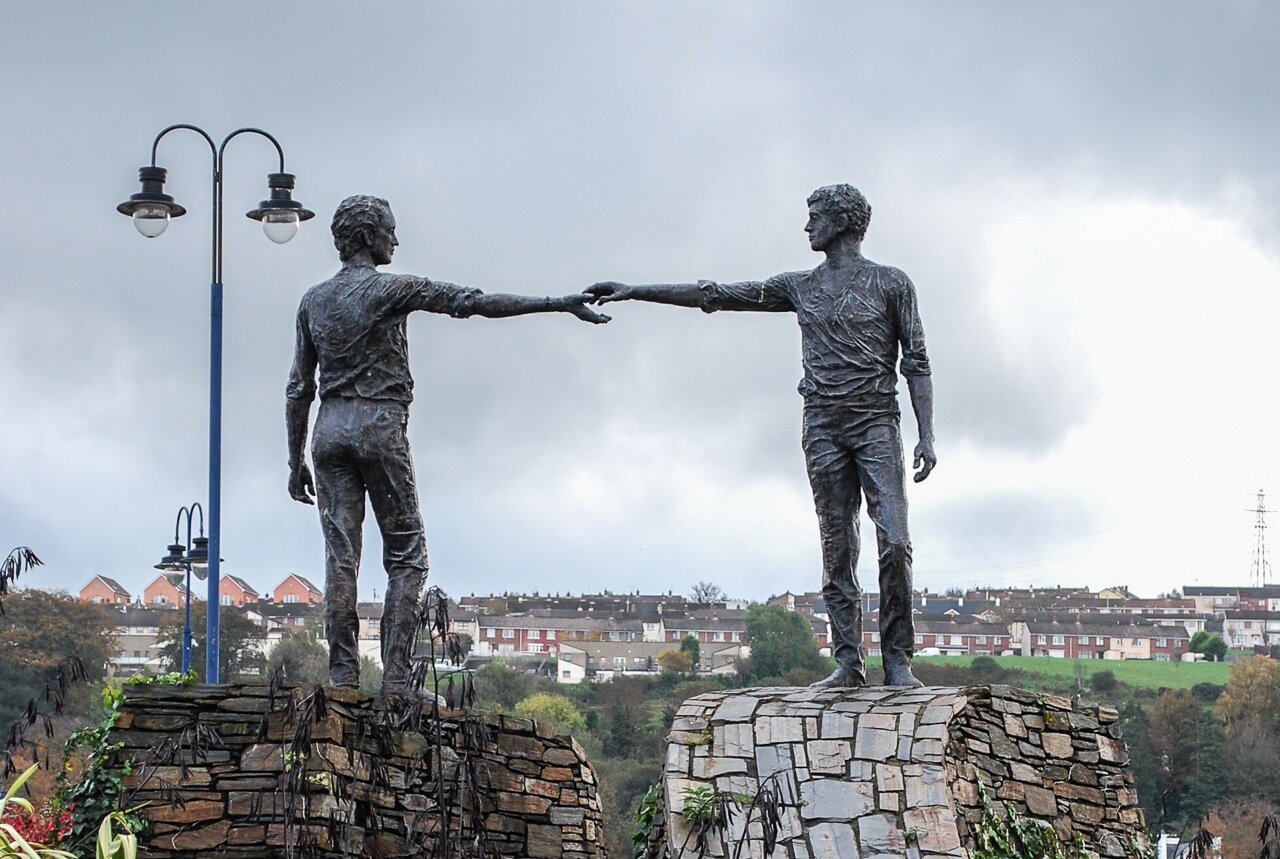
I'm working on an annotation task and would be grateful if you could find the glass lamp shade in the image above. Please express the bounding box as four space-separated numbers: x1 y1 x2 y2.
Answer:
261 210 300 244
187 536 210 570
132 204 171 238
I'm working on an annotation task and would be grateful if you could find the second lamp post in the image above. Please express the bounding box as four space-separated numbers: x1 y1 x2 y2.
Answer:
154 503 210 675
118 125 313 682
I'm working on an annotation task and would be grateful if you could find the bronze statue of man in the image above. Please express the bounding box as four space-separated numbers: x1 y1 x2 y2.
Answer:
588 184 935 687
287 195 608 695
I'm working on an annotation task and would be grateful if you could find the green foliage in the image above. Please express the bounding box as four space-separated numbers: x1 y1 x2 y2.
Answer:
679 635 700 667
0 765 76 858
473 661 550 712
740 605 824 682
1189 632 1227 661
0 590 112 729
1147 691 1226 830
155 603 265 681
631 782 661 859
1090 669 1117 691
970 784 1090 858
266 630 329 685
57 686 130 858
358 656 383 695
969 655 1001 677
124 670 196 687
94 812 138 859
514 693 586 735
657 650 694 675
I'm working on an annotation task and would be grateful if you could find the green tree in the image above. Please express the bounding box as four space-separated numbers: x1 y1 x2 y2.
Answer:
474 660 547 712
514 692 586 735
0 589 113 729
1090 670 1117 692
679 634 700 668
1189 631 1227 661
358 656 383 695
657 649 693 675
266 630 329 684
741 604 823 682
1148 690 1227 830
156 602 265 681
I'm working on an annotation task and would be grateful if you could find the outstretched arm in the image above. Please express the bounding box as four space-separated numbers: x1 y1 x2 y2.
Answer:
470 291 610 324
587 278 795 313
585 282 705 307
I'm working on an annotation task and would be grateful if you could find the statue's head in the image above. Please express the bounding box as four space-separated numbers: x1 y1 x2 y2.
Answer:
331 195 396 264
805 184 871 251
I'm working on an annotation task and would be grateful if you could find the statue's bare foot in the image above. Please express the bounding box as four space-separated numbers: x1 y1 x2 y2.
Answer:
882 653 924 688
809 664 866 689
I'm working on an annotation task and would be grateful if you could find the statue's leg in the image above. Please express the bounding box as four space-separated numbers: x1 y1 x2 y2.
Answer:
855 422 920 687
361 403 429 696
803 404 866 688
313 400 366 690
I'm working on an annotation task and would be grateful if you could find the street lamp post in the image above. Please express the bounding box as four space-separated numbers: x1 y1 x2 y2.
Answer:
154 504 211 675
118 125 313 683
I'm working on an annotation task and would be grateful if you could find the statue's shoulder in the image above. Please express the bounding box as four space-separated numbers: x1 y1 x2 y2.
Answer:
768 268 813 289
862 259 915 290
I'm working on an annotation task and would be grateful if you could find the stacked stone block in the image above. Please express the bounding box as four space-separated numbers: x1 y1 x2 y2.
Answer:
108 684 604 858
658 685 1147 858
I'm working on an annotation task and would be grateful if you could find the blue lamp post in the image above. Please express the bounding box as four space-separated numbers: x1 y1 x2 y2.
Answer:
118 125 313 682
154 504 211 674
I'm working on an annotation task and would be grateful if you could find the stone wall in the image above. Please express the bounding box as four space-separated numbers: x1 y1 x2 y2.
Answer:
109 683 604 858
656 684 1148 858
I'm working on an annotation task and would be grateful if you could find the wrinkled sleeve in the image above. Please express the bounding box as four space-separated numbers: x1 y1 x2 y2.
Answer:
892 270 931 377
698 273 795 313
285 303 317 403
387 275 481 318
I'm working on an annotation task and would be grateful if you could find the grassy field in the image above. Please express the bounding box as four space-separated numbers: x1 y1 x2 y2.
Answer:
907 654 1231 690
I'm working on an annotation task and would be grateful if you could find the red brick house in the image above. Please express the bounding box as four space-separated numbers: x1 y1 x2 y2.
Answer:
80 575 131 605
273 574 323 605
219 575 260 607
143 573 188 607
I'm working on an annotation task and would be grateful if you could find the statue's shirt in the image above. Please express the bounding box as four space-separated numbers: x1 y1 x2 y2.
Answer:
699 259 930 419
287 265 480 404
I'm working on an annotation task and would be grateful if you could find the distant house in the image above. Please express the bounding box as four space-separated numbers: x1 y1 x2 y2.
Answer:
219 575 260 607
556 640 673 683
1222 611 1280 649
1010 616 1189 661
106 605 171 676
143 573 192 607
273 574 323 605
80 575 131 605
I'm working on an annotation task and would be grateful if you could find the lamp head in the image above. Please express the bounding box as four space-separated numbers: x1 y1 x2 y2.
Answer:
155 542 188 571
246 172 315 243
186 536 210 578
117 166 186 238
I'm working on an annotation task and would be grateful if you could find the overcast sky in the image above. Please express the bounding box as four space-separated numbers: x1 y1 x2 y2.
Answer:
4 3 1279 605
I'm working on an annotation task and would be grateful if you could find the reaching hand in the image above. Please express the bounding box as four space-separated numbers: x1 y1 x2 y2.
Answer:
912 439 936 483
289 462 316 504
584 281 633 305
561 293 611 324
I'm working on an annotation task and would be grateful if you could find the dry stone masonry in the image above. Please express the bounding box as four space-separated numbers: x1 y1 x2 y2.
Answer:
656 685 1147 858
109 683 605 858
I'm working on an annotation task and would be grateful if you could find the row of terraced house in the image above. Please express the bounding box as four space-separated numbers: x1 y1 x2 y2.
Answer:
444 584 1246 683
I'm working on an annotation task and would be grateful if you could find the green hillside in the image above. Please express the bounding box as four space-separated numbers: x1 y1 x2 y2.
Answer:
905 653 1230 690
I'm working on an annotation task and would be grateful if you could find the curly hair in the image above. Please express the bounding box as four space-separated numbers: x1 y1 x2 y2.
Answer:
331 195 392 261
807 184 872 241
